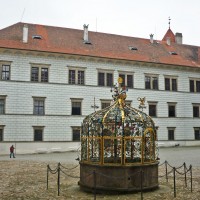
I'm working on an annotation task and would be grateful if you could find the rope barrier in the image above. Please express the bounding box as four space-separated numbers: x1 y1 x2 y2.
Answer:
60 168 80 178
60 163 79 170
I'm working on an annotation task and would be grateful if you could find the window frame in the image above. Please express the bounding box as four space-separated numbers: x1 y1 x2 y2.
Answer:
194 128 200 140
33 126 44 141
0 126 4 142
118 71 134 88
30 63 50 83
193 104 200 118
145 74 159 90
0 61 11 80
68 67 85 85
97 69 114 87
0 95 6 114
33 97 46 115
100 99 112 109
71 126 81 141
164 76 178 91
168 127 175 141
71 98 83 115
189 78 200 93
148 102 157 117
168 102 177 117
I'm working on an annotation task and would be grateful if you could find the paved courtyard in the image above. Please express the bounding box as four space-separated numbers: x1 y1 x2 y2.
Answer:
1 146 200 166
0 147 200 199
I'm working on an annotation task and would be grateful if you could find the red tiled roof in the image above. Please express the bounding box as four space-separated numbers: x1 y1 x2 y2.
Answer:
0 22 200 68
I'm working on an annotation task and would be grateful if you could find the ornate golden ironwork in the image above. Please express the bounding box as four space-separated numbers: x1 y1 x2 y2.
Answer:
81 77 158 166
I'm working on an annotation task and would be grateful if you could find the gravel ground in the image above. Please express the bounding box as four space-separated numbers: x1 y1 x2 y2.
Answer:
0 159 199 200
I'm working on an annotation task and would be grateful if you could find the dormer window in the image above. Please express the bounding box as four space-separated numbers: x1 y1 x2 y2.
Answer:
129 46 138 51
169 51 178 55
32 35 42 39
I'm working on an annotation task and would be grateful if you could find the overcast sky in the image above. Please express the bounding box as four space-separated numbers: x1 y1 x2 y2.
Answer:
1 0 200 46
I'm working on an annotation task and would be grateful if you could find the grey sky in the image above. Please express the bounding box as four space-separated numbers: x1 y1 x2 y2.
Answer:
0 0 200 46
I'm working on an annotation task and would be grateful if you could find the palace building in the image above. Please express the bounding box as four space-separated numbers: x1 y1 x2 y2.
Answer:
0 22 200 154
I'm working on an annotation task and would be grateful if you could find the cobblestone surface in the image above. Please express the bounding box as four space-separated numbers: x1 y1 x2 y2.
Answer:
0 159 199 200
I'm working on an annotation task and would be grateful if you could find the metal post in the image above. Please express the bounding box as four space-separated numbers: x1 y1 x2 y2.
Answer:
165 160 168 182
140 170 143 200
57 162 60 196
173 167 176 198
190 165 193 192
122 122 125 165
184 162 187 187
93 170 96 200
47 165 49 190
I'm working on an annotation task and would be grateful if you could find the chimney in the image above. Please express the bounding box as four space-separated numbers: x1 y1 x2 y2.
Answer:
83 24 89 42
166 37 171 46
23 24 28 43
175 32 182 44
150 34 154 44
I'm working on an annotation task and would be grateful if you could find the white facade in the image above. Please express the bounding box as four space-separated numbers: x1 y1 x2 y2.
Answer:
0 44 200 154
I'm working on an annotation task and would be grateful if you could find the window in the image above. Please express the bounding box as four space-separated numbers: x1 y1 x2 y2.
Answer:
0 61 11 80
193 104 200 117
33 97 45 115
72 127 81 141
190 79 200 93
68 68 85 85
0 96 6 114
33 127 43 141
194 128 200 140
168 128 175 140
31 64 49 82
71 98 82 115
168 103 176 117
145 75 158 90
119 72 134 88
98 71 113 87
101 100 111 109
148 102 157 117
0 127 4 141
165 77 177 91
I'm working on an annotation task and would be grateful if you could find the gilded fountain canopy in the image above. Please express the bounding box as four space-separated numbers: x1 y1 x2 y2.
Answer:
81 77 158 165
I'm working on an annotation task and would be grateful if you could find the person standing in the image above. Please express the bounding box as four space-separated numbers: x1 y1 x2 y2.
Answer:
10 145 15 158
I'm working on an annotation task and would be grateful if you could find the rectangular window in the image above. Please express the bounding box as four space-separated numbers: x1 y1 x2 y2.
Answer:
71 99 82 115
31 64 49 82
98 71 113 87
78 71 84 85
0 96 6 114
145 75 158 90
168 103 176 117
168 128 175 140
101 100 111 109
33 97 45 115
148 102 157 117
31 67 39 81
33 127 43 141
72 127 81 141
69 68 85 85
119 72 134 88
2 65 10 80
165 77 177 91
193 104 200 117
194 128 200 140
0 61 11 80
190 79 200 93
41 68 48 82
0 127 3 141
